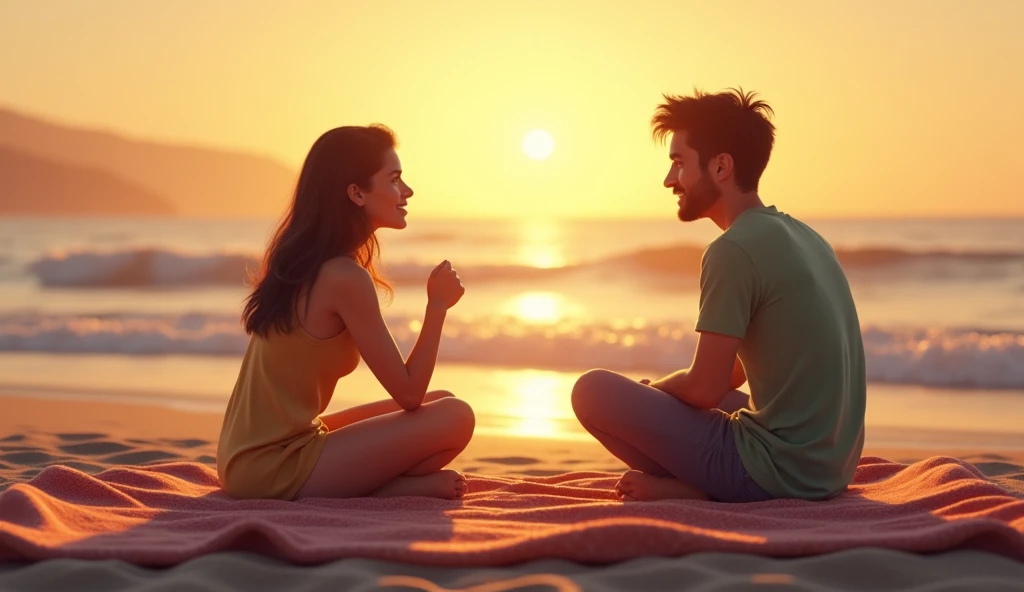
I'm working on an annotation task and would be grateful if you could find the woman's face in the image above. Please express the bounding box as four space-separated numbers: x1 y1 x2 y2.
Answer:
349 148 414 230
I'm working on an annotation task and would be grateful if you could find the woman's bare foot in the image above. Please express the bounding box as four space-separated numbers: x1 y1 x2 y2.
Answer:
615 470 710 502
370 469 468 500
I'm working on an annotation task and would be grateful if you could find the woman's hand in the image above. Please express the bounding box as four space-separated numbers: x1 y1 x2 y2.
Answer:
427 260 465 310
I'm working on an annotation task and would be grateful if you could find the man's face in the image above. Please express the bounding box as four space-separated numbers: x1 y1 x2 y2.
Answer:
663 131 721 222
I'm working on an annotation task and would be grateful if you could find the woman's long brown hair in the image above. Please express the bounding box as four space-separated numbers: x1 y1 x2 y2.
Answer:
242 125 395 337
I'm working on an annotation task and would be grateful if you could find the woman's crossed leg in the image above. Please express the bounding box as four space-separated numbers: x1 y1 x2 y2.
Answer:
296 391 475 499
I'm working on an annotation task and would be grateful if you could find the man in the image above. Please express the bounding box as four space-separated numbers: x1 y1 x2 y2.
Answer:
571 89 865 502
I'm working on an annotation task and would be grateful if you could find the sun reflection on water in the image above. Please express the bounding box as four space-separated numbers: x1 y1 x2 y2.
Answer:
504 370 578 439
516 219 567 269
507 292 565 324
519 245 566 269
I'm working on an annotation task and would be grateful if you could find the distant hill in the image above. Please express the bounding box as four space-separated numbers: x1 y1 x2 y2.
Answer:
0 146 177 216
0 107 297 217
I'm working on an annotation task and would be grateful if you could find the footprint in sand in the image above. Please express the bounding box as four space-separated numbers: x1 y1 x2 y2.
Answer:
16 467 43 480
59 441 132 455
55 433 107 442
0 451 59 466
0 434 26 443
62 461 107 474
971 453 1011 462
0 445 46 453
103 450 182 465
476 456 541 466
195 455 216 464
520 469 565 477
163 439 210 449
971 461 1024 478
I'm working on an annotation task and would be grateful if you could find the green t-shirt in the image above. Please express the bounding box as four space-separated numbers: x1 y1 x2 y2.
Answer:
695 205 866 500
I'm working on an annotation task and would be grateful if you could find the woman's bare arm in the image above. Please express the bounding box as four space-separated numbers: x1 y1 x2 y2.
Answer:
321 258 462 411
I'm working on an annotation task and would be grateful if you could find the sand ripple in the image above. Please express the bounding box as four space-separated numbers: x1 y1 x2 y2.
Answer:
0 432 216 491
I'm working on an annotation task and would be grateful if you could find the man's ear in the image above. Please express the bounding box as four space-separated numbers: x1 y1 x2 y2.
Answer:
347 184 365 206
714 154 734 183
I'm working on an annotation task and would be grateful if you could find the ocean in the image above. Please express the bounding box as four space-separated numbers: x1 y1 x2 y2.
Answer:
2 215 1023 447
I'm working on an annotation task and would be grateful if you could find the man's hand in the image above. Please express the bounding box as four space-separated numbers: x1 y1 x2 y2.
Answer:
640 378 665 389
643 332 743 409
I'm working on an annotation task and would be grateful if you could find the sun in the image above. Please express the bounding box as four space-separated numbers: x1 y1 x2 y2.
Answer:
522 130 554 160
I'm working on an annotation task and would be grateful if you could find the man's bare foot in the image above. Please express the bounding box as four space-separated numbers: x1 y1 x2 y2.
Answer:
370 469 468 500
615 470 710 502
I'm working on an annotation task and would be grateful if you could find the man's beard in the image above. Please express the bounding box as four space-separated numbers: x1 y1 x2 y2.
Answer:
677 173 721 222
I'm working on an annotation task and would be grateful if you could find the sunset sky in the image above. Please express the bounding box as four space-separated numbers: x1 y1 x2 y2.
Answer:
2 0 1022 219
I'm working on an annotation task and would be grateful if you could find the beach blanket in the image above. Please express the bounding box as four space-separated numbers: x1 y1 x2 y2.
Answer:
1 456 1022 566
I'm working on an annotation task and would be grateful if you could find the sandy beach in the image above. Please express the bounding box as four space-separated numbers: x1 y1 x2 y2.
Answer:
2 391 1023 591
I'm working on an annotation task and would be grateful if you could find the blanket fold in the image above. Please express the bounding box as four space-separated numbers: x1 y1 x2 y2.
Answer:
1 456 1022 566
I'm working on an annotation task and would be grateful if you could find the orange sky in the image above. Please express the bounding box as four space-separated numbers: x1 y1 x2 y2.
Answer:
2 1 1022 219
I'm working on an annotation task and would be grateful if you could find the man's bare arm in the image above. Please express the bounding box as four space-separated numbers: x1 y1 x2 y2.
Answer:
650 331 743 409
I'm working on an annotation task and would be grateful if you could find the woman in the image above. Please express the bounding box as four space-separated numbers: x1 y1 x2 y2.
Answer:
217 125 474 501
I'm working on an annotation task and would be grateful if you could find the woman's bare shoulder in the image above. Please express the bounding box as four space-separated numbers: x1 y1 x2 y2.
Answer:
319 257 373 290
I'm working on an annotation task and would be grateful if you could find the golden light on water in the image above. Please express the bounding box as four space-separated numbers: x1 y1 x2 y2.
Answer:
505 371 577 439
506 292 566 324
516 219 567 268
519 245 566 269
514 415 560 439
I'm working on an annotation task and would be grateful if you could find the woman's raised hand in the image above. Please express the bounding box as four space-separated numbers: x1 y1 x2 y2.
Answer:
427 260 465 310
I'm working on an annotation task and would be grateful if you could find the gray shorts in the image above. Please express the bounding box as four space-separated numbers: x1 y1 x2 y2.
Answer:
572 369 774 503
